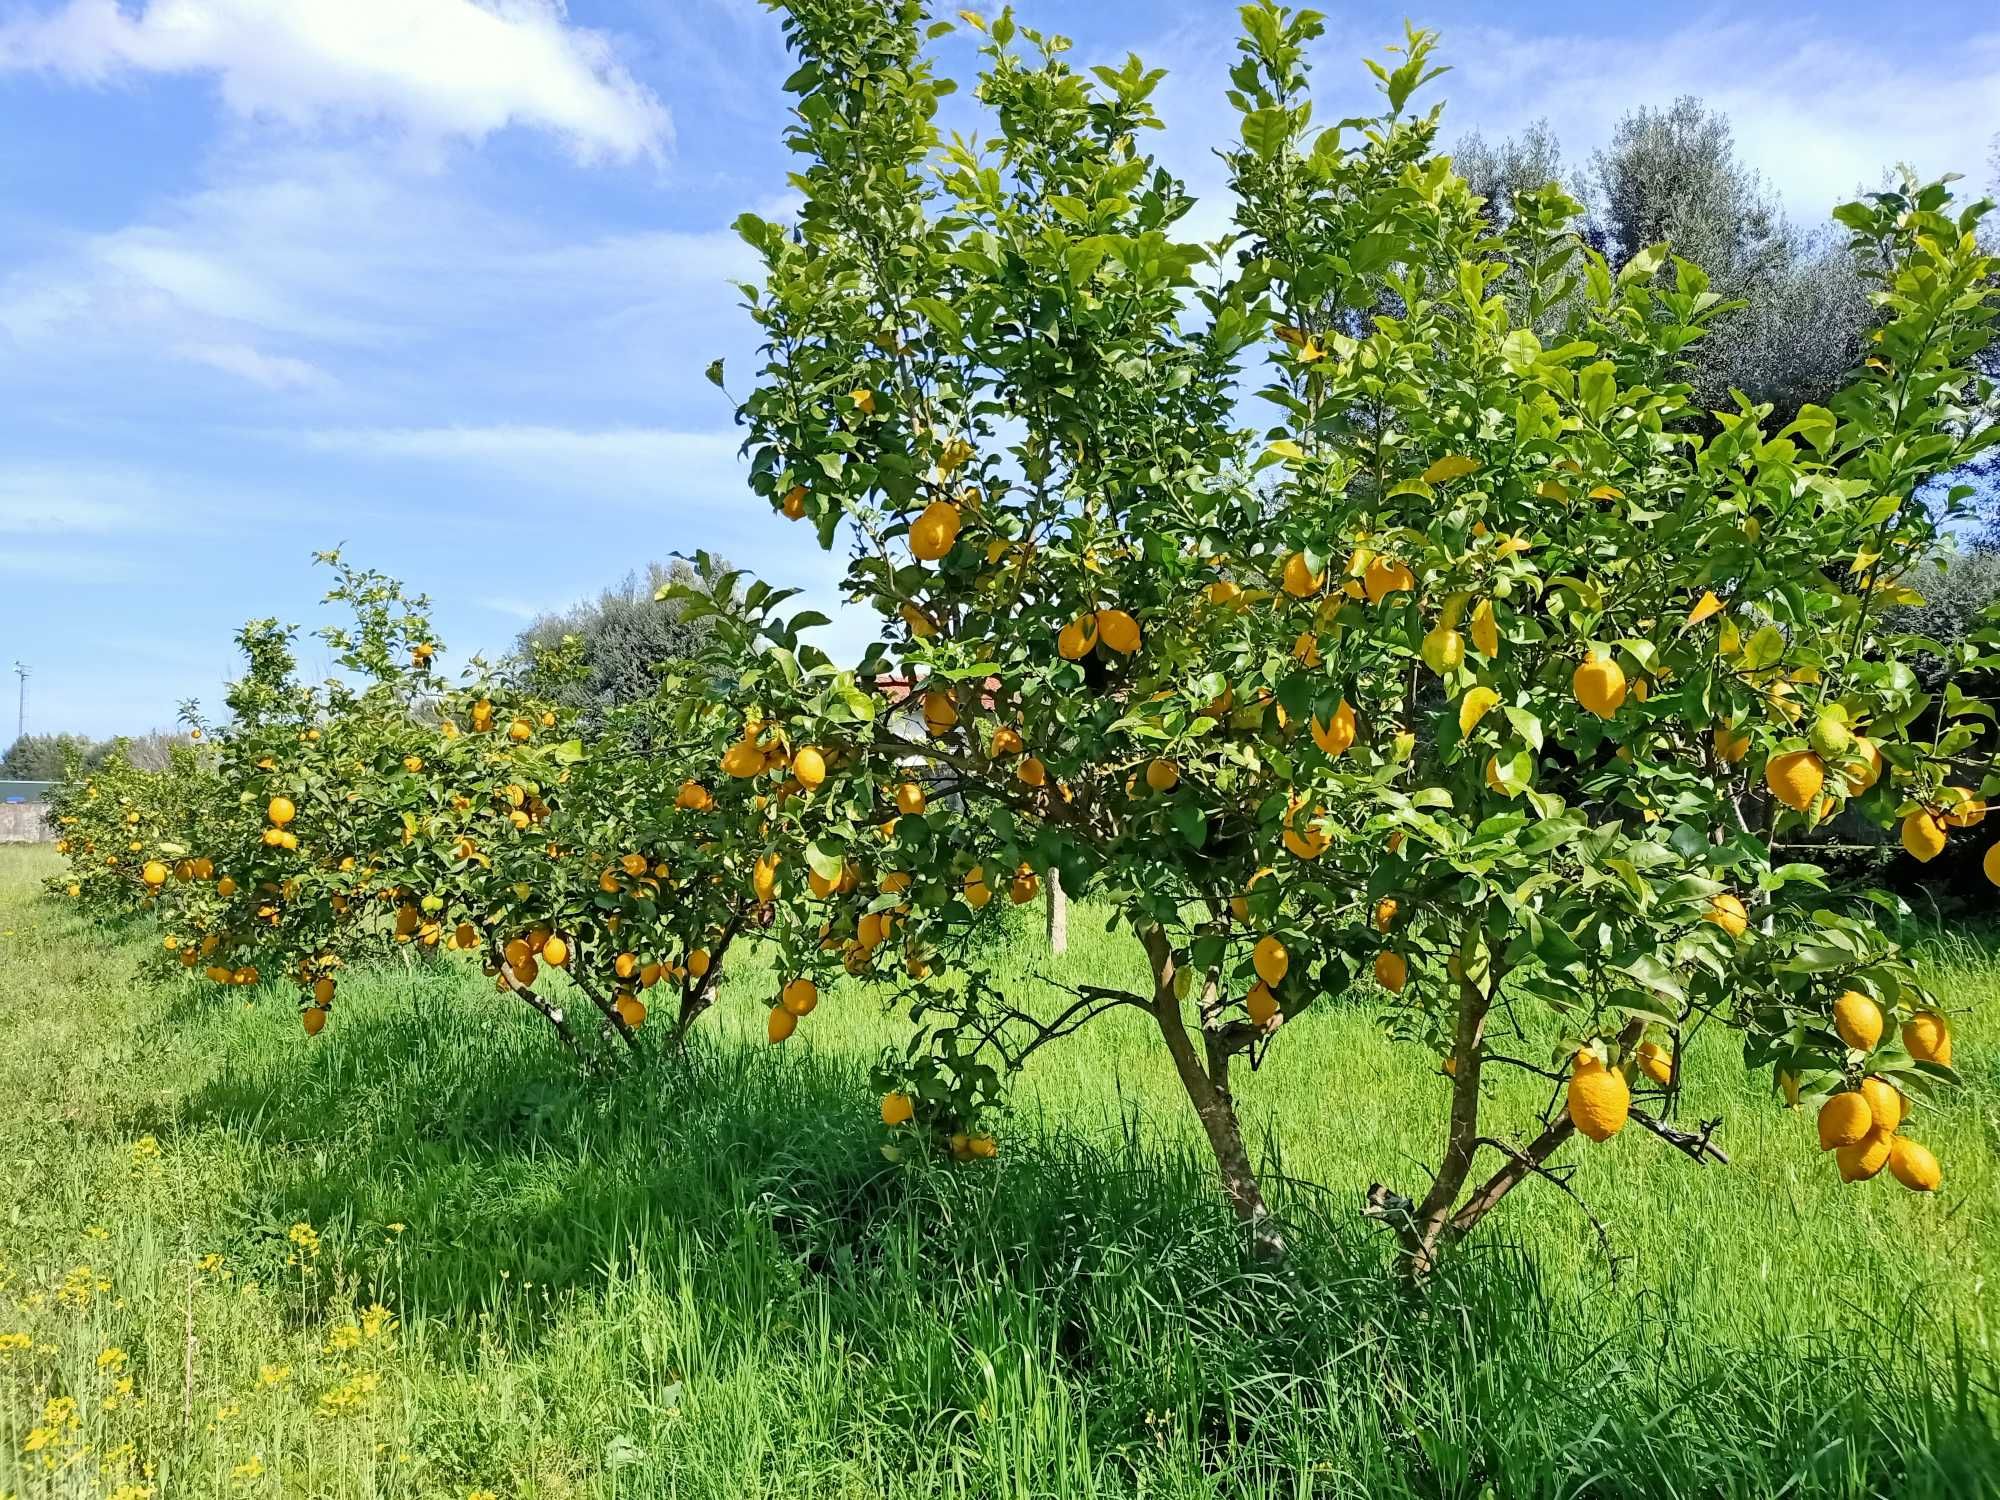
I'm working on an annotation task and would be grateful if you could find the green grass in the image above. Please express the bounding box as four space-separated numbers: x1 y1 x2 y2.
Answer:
1 842 1996 1498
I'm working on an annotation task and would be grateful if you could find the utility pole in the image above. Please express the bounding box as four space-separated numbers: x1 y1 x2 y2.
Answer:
10 661 24 745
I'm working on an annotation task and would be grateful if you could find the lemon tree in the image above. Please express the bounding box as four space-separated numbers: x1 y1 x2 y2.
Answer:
712 0 1997 1265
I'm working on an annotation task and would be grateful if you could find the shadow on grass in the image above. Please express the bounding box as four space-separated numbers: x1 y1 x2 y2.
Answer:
172 984 2000 1500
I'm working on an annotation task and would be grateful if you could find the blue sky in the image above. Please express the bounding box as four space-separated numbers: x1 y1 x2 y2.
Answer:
0 0 1995 740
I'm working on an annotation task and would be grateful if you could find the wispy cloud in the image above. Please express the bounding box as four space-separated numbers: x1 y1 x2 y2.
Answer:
0 142 760 410
1134 12 2000 234
178 340 326 390
298 424 745 502
478 595 544 621
0 0 671 162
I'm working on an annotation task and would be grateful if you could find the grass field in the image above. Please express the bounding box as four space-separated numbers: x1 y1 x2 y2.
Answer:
1 842 1996 1498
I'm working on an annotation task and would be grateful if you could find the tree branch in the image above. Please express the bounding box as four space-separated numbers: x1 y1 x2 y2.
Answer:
1629 1107 1730 1166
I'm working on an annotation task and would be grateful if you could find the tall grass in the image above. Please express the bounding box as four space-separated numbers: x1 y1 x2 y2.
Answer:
0 845 1995 1497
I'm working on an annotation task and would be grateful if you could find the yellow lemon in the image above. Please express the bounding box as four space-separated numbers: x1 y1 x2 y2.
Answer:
1886 1136 1941 1192
1900 809 1947 863
1901 1010 1951 1066
1095 608 1141 655
1567 1066 1630 1141
1310 700 1356 756
910 500 961 561
1572 653 1627 718
1764 750 1825 812
1833 990 1883 1051
1704 892 1748 939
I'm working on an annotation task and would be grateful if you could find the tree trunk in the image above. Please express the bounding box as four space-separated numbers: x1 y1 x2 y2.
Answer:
1045 867 1067 955
1140 927 1283 1258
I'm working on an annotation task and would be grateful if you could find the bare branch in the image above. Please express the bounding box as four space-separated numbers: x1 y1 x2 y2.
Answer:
1629 1107 1730 1166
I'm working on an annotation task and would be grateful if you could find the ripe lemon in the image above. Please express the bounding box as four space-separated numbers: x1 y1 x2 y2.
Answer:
507 718 532 742
1096 608 1141 655
541 936 568 967
1833 990 1883 1051
922 690 958 736
1836 1126 1894 1182
991 726 1024 757
1017 757 1047 788
1252 935 1289 987
767 1006 797 1044
1901 1010 1951 1066
1284 821 1328 860
794 746 827 789
1886 1136 1941 1192
1817 1092 1873 1150
1230 867 1272 922
1572 653 1626 718
141 860 168 887
1056 617 1098 660
964 868 994 908
881 1092 915 1127
1859 1075 1904 1134
1704 892 1748 939
1362 556 1414 604
1245 983 1279 1026
302 1007 327 1037
1310 700 1356 757
781 978 819 1016
1292 631 1322 667
781 485 808 520
688 948 711 978
910 500 961 561
752 853 780 903
895 782 927 815
1374 950 1407 993
1373 896 1399 932
614 993 647 1029
1567 1066 1630 1141
614 952 638 980
1281 552 1324 598
1635 1041 1673 1086
1900 809 1947 863
1145 758 1179 792
722 738 765 778
1009 864 1039 904
1764 750 1825 812
267 796 296 827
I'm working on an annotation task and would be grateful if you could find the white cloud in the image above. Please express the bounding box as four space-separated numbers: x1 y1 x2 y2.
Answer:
478 594 544 620
0 463 178 534
1134 14 2000 237
297 424 750 514
177 340 325 389
304 422 737 468
0 142 760 409
0 0 670 161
